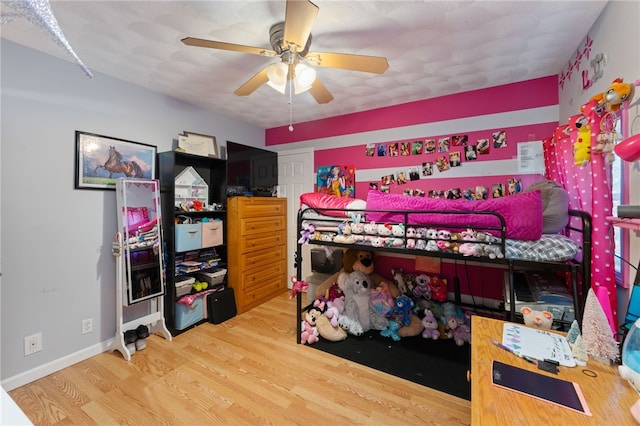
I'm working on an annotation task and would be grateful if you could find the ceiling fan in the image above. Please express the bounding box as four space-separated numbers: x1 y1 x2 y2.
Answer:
181 0 389 104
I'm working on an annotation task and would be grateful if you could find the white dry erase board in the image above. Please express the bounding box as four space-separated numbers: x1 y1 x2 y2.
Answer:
502 323 576 367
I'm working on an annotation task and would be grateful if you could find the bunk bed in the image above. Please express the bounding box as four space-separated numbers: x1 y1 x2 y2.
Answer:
295 190 592 344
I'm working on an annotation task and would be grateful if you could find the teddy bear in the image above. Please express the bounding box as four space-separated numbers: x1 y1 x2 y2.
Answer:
421 309 441 340
424 228 439 251
412 274 432 300
521 306 553 329
338 271 389 336
381 295 414 341
429 276 448 302
445 315 471 346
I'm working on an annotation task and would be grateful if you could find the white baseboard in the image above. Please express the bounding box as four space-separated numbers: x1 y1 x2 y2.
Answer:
1 339 114 392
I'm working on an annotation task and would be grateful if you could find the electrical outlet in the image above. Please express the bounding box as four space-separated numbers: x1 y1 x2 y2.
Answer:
81 318 93 335
24 333 42 356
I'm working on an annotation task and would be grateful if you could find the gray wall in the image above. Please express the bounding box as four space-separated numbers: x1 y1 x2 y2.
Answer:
0 39 264 386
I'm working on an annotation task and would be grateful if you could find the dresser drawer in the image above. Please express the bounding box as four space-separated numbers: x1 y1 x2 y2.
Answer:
238 231 285 254
235 198 286 218
239 245 286 270
241 260 286 291
242 271 286 304
239 216 285 236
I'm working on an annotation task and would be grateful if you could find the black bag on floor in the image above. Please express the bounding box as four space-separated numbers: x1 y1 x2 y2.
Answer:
206 287 237 324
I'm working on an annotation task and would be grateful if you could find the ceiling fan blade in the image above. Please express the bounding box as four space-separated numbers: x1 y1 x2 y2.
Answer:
182 37 277 57
234 66 270 96
283 0 318 52
305 51 389 74
308 77 333 104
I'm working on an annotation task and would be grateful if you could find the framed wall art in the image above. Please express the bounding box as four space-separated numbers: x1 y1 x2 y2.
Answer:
75 131 157 190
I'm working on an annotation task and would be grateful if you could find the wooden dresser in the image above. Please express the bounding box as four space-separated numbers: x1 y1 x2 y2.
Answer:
227 197 288 314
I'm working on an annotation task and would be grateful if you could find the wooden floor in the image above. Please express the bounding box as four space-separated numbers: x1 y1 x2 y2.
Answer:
9 292 471 425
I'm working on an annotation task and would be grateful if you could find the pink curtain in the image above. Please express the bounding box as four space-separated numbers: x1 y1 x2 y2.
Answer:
543 106 617 333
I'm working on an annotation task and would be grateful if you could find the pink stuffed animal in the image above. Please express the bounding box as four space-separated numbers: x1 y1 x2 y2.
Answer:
446 315 471 346
301 300 325 344
421 309 440 340
325 296 345 327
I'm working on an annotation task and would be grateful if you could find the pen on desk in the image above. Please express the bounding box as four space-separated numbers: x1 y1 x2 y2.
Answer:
491 339 538 365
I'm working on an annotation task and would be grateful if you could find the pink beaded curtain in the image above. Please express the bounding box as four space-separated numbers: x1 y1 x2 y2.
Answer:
543 110 617 333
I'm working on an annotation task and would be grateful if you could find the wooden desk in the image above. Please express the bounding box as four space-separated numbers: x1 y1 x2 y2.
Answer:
471 316 638 424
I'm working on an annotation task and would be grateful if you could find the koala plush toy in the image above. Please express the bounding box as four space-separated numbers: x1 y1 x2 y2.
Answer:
338 271 389 336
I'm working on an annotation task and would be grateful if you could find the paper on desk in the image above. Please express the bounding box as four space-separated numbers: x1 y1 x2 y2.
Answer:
502 323 576 367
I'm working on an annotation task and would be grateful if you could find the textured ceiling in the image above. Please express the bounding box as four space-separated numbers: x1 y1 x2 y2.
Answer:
0 0 608 129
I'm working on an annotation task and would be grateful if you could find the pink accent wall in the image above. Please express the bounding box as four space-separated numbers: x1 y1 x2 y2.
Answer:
266 76 558 144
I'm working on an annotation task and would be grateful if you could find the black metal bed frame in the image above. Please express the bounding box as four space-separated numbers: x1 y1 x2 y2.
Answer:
294 207 592 344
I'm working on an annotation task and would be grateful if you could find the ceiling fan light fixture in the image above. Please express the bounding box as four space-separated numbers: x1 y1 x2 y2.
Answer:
266 62 288 85
293 63 316 94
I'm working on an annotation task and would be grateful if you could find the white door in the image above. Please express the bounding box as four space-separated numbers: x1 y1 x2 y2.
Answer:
276 148 314 286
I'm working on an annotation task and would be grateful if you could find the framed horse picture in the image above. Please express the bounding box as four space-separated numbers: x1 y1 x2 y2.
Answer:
75 131 157 190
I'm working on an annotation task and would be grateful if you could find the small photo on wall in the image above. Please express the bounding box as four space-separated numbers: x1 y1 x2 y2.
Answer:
465 144 478 161
493 130 507 148
452 134 468 146
422 161 433 176
380 185 390 193
492 183 506 198
409 167 420 181
435 155 450 172
449 151 461 167
369 182 379 190
477 139 490 155
397 171 408 185
462 188 475 200
400 141 411 156
389 142 399 156
446 188 462 199
414 188 425 197
412 140 424 155
365 143 375 157
507 178 522 194
438 137 450 152
377 144 387 156
403 188 414 196
425 139 437 154
474 186 488 200
381 174 395 185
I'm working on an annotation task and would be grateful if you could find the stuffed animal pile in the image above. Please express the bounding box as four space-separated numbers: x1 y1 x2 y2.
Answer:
303 248 477 345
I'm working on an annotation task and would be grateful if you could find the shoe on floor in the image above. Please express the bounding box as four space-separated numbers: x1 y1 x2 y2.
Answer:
135 339 147 351
136 325 149 340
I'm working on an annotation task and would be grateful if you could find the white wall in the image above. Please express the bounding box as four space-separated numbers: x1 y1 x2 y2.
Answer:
557 0 640 322
0 39 264 388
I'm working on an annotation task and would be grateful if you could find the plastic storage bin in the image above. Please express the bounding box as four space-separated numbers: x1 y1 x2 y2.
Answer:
175 223 202 252
197 268 227 286
201 220 223 248
175 296 204 330
175 275 195 297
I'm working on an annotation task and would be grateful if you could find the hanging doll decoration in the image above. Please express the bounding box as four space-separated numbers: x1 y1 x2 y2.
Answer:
568 114 592 167
580 78 636 165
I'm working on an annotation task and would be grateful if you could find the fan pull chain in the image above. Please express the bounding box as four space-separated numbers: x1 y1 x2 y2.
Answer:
288 76 294 132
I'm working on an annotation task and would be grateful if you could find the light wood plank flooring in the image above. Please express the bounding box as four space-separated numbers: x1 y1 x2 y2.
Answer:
9 292 471 425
